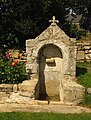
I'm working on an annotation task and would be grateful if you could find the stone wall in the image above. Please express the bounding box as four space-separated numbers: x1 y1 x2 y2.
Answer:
0 79 39 103
77 42 91 62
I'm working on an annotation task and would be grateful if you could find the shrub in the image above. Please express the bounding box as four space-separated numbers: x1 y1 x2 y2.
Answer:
0 57 26 84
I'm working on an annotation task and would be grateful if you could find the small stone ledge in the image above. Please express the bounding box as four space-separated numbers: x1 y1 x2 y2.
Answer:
5 92 33 104
0 79 39 103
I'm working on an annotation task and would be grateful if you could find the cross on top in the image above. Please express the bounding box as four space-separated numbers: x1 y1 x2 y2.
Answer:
49 16 59 25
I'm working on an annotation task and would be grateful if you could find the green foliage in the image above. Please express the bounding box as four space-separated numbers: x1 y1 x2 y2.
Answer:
1 0 88 50
0 0 90 50
65 0 91 31
76 62 91 107
76 62 91 87
79 94 91 108
0 112 91 120
0 57 26 84
62 22 86 39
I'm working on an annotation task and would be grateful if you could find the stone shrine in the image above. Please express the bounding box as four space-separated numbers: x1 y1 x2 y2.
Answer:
26 16 85 103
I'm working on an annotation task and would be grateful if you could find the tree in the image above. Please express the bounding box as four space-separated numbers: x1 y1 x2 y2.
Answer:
0 0 19 49
79 0 91 31
0 0 66 50
64 0 91 31
0 0 90 51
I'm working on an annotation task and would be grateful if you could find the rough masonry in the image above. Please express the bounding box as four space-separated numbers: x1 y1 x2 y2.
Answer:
0 16 85 104
26 16 85 104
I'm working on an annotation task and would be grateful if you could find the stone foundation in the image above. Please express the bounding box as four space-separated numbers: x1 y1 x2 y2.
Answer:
0 78 85 104
0 79 39 103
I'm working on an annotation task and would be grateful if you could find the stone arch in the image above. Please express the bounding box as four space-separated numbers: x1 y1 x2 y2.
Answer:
38 43 63 58
32 41 69 76
37 43 64 100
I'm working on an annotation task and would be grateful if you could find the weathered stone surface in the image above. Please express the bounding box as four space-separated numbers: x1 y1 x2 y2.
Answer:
88 50 91 53
63 82 85 104
6 92 32 103
19 80 37 92
25 16 84 104
0 79 40 103
87 88 91 94
0 92 10 102
77 42 91 62
77 51 85 60
0 84 13 92
84 46 90 50
19 79 39 99
85 50 89 53
13 84 18 92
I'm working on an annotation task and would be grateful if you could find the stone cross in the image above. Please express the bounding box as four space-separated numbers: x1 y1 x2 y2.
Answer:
49 16 59 25
49 16 59 36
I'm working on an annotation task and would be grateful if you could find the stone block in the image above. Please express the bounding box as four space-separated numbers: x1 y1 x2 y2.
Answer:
87 88 91 94
85 54 89 59
88 53 91 58
13 84 18 92
63 82 85 104
88 49 91 53
0 92 10 101
6 92 32 103
85 50 89 53
31 74 38 79
19 79 38 98
46 58 55 63
0 84 13 92
77 51 85 60
84 46 90 50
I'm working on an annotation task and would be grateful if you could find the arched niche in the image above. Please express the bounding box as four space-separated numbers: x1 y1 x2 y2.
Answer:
38 44 63 100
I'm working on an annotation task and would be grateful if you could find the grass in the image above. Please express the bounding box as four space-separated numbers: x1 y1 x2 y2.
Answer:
79 94 91 107
76 62 91 87
76 62 91 107
0 112 91 120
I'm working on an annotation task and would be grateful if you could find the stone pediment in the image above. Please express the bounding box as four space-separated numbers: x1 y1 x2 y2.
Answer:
35 22 75 45
26 16 76 47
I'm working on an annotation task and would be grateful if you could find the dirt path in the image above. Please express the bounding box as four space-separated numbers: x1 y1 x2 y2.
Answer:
0 100 91 113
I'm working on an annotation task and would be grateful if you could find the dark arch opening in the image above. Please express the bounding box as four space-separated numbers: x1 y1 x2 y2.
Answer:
38 44 63 101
